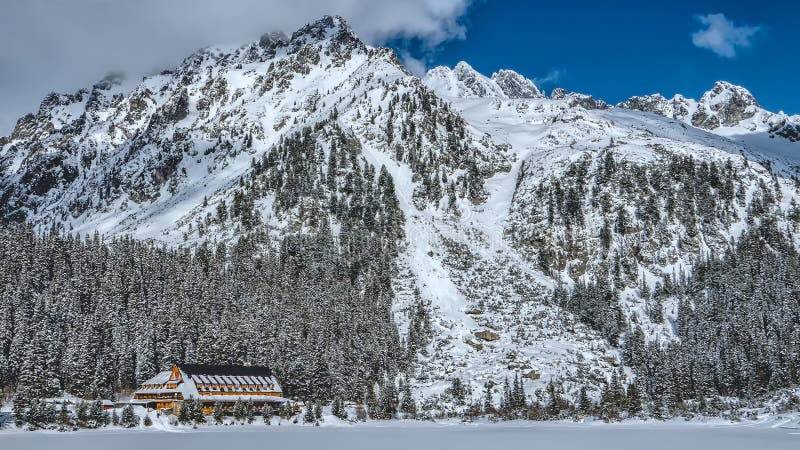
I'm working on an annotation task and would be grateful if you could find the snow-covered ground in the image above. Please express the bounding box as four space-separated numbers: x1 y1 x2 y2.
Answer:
1 419 799 450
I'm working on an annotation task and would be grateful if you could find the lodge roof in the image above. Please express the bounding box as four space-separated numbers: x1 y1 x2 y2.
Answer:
176 363 274 378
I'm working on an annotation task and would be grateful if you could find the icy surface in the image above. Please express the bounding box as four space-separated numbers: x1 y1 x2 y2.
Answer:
1 421 798 450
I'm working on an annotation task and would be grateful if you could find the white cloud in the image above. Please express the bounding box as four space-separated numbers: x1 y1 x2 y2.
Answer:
534 69 566 86
692 13 761 58
0 0 473 135
400 52 429 78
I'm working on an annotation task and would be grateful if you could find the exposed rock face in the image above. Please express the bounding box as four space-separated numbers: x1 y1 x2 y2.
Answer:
619 93 670 114
259 31 288 48
475 330 501 342
550 88 608 109
550 87 567 100
0 15 509 230
618 93 694 122
523 371 541 381
491 69 542 98
774 122 800 142
699 81 759 127
619 81 798 135
441 61 509 98
691 107 721 129
618 81 800 175
422 62 545 100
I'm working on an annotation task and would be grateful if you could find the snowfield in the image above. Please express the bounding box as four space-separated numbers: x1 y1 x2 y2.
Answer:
1 420 799 450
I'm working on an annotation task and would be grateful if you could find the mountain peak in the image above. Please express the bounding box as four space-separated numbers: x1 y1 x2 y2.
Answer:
424 63 544 100
423 61 507 99
691 81 760 128
288 15 362 52
618 81 800 145
491 69 542 98
453 60 478 74
700 81 759 110
291 15 350 39
258 31 289 49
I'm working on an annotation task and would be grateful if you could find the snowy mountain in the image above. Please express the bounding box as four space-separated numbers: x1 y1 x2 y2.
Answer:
422 62 542 99
619 81 800 176
2 15 800 411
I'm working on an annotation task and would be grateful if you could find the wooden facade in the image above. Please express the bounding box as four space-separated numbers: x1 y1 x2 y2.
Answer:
131 363 285 413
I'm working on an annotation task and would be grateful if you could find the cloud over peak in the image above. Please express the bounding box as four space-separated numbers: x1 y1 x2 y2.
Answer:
692 13 761 58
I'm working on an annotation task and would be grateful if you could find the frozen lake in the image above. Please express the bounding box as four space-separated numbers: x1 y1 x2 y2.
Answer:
1 422 799 449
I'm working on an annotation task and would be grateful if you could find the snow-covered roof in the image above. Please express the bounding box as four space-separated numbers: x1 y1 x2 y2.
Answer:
141 370 173 386
133 364 282 402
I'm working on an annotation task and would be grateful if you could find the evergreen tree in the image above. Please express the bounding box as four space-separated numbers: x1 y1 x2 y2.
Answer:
482 382 494 414
58 401 71 427
578 386 592 416
88 400 109 428
75 400 89 427
260 403 273 425
330 397 344 420
213 402 224 425
399 383 416 418
245 399 254 424
120 404 139 428
626 382 643 417
303 401 315 423
232 399 247 423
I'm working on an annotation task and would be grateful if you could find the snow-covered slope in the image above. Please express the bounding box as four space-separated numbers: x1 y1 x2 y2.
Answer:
619 81 800 176
0 16 507 242
2 16 800 404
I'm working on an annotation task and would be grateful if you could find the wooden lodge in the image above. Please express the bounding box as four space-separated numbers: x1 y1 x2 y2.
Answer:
131 364 286 414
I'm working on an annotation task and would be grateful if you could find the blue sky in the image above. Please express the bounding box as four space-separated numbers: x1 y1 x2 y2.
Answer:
392 0 799 114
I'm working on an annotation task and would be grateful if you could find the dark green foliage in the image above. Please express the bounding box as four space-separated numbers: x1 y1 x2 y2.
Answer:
499 374 527 417
75 400 88 426
260 403 273 425
448 377 467 406
303 401 315 423
233 399 247 422
245 399 255 424
213 402 224 425
553 280 625 346
23 399 57 430
406 289 433 357
626 382 643 416
376 379 398 420
120 404 139 428
331 396 347 420
0 212 404 403
626 221 800 412
577 386 593 415
58 401 71 427
180 397 205 424
87 400 109 428
399 382 416 418
313 400 322 421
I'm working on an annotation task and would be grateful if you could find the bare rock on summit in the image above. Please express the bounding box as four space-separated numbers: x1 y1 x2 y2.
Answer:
700 81 759 127
475 330 500 341
550 87 608 109
492 69 543 98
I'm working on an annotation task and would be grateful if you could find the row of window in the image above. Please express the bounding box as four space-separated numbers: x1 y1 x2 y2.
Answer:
133 393 183 400
194 383 276 391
